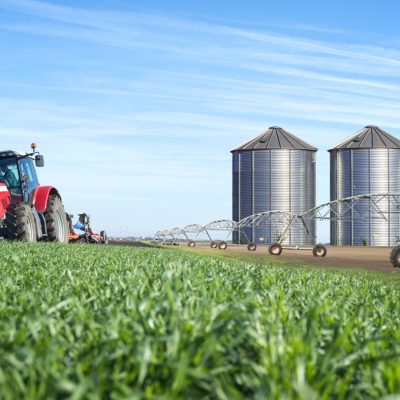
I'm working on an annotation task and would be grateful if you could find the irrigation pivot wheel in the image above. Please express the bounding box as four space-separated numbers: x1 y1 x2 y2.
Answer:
313 244 327 257
247 243 257 251
188 240 196 247
218 241 228 250
210 241 218 249
268 243 282 256
390 245 400 268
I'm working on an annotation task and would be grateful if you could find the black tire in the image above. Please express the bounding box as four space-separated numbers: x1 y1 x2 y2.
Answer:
247 243 257 251
268 243 282 256
79 213 89 225
188 240 196 247
218 241 228 250
210 241 217 249
100 230 108 245
390 245 400 268
44 195 69 243
313 244 327 257
4 203 37 242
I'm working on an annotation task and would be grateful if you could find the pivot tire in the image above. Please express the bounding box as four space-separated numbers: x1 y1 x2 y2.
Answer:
100 230 109 245
218 241 228 250
210 241 217 249
313 244 327 257
247 243 257 251
268 243 282 256
4 203 37 242
390 245 400 268
44 195 69 243
188 240 196 247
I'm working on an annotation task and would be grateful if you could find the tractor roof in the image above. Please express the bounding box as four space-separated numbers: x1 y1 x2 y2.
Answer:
0 150 32 160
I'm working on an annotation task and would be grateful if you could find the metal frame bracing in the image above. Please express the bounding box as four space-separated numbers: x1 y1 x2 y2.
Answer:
299 193 400 244
202 219 239 242
238 210 297 245
182 224 207 240
154 192 400 247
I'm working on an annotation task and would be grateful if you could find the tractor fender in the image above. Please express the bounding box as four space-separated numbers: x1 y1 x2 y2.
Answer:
33 186 62 212
0 183 10 218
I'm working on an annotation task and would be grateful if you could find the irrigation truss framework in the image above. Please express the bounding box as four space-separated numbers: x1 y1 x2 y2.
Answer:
155 193 400 252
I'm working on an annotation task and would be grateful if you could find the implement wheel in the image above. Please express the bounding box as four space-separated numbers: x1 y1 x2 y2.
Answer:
268 243 282 256
390 245 400 268
247 243 257 251
100 230 108 245
218 241 228 250
188 240 196 247
313 244 327 257
210 241 217 249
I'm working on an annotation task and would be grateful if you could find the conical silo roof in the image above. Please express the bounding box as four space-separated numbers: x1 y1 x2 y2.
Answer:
329 125 400 151
231 126 317 152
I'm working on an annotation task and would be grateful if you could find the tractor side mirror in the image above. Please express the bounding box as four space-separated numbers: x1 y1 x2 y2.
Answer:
35 154 44 167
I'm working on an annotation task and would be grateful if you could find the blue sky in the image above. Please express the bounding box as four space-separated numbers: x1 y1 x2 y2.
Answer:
1 0 400 240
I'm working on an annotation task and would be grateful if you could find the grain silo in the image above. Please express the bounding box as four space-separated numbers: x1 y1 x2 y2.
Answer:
232 126 317 245
330 125 400 246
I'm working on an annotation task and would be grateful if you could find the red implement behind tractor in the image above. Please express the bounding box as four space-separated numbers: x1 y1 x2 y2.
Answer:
0 144 69 242
68 213 108 244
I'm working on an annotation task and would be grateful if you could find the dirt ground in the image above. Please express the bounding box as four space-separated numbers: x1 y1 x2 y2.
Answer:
111 240 399 274
195 244 398 274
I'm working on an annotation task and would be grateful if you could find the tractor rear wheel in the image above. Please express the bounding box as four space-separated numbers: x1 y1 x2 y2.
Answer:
100 230 108 244
4 203 37 242
44 195 69 243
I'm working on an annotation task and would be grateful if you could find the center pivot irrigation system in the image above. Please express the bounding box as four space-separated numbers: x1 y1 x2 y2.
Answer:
155 193 400 267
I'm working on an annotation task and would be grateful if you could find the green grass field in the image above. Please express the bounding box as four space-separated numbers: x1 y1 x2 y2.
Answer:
1 242 400 399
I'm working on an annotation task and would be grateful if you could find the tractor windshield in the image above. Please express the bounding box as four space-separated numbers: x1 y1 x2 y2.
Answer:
0 158 20 192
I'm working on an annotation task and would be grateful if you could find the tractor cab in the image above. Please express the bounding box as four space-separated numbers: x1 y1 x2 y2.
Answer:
0 146 44 204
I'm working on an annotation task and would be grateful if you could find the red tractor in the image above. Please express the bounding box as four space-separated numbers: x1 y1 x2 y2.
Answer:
0 144 69 242
68 213 108 244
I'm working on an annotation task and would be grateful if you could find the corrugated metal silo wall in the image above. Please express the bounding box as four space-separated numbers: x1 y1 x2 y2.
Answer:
389 149 400 243
232 152 239 244
239 152 252 243
232 150 316 245
330 149 400 246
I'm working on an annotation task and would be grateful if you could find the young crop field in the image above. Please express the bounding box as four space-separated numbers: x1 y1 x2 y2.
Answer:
0 242 400 399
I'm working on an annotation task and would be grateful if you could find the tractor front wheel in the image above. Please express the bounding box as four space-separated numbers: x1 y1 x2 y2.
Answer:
4 203 37 242
44 195 69 243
